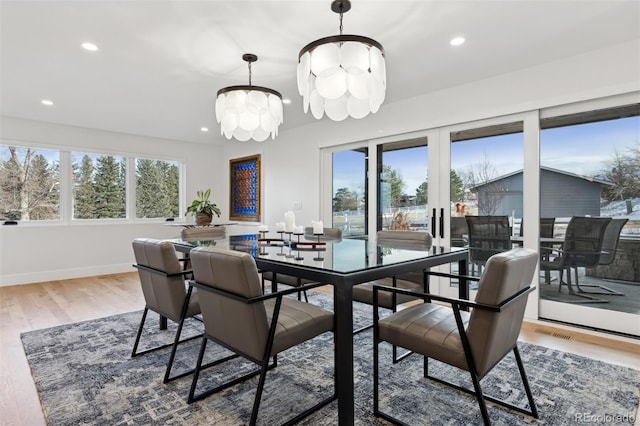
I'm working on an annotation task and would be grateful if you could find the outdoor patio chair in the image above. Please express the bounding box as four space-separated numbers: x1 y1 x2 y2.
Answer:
578 218 628 296
465 215 512 275
539 216 612 303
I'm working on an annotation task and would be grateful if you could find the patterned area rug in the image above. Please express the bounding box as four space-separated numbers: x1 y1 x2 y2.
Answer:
21 292 640 425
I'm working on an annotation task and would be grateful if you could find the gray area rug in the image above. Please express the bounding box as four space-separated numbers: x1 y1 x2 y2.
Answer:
21 292 640 425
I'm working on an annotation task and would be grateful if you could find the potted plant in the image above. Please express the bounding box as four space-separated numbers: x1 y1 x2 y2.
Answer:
185 189 221 225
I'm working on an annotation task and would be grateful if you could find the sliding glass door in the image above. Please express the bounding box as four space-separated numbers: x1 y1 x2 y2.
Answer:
321 97 638 337
432 116 527 298
538 104 640 336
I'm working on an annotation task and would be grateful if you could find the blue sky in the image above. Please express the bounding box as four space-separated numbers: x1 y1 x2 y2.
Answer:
334 116 639 196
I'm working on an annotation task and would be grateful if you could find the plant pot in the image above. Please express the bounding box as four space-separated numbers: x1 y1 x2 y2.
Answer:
196 212 213 226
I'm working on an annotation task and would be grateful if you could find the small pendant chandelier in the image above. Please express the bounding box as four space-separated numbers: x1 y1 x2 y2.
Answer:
297 0 386 121
216 54 283 141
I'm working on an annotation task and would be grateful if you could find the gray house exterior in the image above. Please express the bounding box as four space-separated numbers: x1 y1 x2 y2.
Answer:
470 167 613 218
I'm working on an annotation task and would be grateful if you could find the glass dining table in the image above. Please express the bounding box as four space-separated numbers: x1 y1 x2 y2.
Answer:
172 233 469 425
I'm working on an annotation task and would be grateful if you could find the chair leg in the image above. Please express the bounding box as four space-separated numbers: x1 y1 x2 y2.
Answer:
573 267 625 296
163 316 187 383
373 323 380 415
249 361 270 426
131 307 149 357
187 336 208 404
513 346 538 419
467 368 491 425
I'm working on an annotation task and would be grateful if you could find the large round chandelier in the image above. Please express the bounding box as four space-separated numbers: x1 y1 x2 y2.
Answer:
297 0 386 121
215 54 283 142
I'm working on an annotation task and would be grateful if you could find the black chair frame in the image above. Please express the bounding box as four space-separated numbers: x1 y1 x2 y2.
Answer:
130 263 205 383
261 272 310 302
187 280 336 426
353 270 440 364
372 282 538 426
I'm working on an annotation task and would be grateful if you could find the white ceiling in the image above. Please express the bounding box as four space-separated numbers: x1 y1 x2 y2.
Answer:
1 0 638 146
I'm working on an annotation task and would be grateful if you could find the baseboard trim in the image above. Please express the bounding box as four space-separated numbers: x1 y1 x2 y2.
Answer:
0 263 135 287
522 318 640 353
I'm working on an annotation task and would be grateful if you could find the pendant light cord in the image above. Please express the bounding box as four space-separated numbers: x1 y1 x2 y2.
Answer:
248 61 252 86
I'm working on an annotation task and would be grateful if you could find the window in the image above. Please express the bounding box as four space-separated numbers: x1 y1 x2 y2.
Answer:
1 145 183 223
0 145 60 221
377 139 428 231
136 158 180 219
332 148 368 236
72 152 126 219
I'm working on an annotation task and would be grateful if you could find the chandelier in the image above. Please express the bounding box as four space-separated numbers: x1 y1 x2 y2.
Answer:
215 54 283 141
297 0 386 121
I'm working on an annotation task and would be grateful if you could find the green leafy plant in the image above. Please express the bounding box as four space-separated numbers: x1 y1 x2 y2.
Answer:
185 189 221 218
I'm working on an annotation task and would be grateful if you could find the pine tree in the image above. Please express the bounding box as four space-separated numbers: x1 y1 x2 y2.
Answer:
74 155 96 218
136 159 164 218
94 155 126 218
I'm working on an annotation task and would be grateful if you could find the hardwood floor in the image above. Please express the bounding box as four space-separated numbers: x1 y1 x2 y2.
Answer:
0 272 638 426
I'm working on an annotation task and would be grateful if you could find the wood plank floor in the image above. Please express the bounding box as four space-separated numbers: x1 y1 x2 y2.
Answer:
1 272 638 426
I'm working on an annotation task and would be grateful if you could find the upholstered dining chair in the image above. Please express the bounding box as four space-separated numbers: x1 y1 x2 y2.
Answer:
373 248 539 425
352 230 432 362
180 225 226 240
539 216 611 302
261 227 342 301
131 238 202 383
465 215 512 276
187 246 336 426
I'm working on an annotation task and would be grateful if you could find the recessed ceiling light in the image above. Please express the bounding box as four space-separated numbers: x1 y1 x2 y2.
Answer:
200 127 209 132
450 36 466 47
41 99 54 106
282 98 292 105
81 42 99 51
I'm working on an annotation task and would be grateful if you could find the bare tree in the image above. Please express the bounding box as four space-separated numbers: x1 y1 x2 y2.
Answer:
0 147 58 220
461 154 507 215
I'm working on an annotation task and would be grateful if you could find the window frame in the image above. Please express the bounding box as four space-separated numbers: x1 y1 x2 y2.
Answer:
0 140 186 225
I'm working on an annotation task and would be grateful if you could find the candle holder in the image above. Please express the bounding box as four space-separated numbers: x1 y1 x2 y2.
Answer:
276 231 286 256
313 233 325 260
285 232 295 258
295 234 304 260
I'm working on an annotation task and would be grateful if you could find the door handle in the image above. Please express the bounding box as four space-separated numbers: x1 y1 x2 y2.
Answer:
431 208 436 236
439 208 445 238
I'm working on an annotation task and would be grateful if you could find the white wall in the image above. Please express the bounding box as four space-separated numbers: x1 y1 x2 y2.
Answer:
1 39 638 286
0 117 223 285
221 40 640 229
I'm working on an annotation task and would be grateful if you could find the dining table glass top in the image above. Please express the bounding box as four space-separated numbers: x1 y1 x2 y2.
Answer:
171 233 466 275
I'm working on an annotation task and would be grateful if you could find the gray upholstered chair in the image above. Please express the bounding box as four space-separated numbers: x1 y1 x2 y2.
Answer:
180 226 226 240
304 226 343 241
131 238 202 383
352 230 432 362
261 227 342 301
187 246 336 425
373 248 539 425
